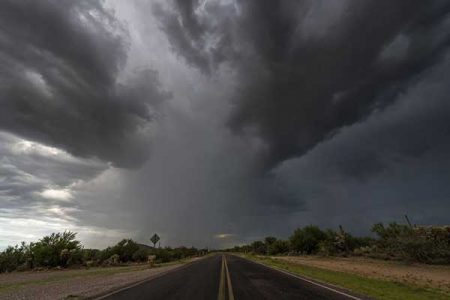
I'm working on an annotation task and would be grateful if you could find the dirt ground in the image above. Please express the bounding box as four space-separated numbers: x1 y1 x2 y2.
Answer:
0 261 191 300
275 256 450 292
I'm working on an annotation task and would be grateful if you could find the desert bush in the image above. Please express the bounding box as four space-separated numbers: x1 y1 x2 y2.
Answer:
152 248 172 263
227 222 449 264
132 249 150 262
100 239 141 263
109 239 140 262
82 248 102 263
32 231 81 268
99 246 114 262
370 223 450 264
318 228 375 256
290 225 327 254
104 254 120 266
84 260 97 268
0 233 205 273
0 232 81 272
148 246 199 263
267 239 290 255
250 241 267 255
0 245 27 272
60 248 83 267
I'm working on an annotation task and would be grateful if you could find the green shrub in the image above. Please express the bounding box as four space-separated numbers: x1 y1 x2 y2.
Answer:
318 228 375 256
132 249 150 262
290 225 327 254
0 233 205 273
228 223 449 265
32 231 81 268
105 254 120 265
0 246 23 272
267 239 290 255
250 241 266 255
82 248 102 263
110 239 140 262
370 223 450 264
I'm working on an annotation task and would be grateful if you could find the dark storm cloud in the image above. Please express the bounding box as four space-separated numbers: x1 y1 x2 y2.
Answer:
275 55 450 181
153 0 238 74
275 57 450 231
156 0 450 171
0 0 170 167
2 0 450 249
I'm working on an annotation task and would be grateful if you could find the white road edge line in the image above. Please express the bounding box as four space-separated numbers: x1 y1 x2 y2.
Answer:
238 256 363 300
95 267 179 300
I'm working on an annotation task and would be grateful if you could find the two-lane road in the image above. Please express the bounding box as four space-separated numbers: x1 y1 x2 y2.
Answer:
100 254 363 300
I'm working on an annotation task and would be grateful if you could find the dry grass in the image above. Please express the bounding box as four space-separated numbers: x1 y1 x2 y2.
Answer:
0 261 192 300
275 256 450 293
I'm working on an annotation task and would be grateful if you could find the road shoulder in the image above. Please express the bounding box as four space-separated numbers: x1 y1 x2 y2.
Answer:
235 254 450 300
93 257 206 300
232 254 367 300
0 258 202 300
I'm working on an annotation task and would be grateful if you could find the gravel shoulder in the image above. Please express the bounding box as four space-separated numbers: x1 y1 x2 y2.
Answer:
0 260 195 300
275 256 450 293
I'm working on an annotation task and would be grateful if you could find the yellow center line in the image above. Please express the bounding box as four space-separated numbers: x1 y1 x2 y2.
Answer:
217 255 226 300
224 255 235 300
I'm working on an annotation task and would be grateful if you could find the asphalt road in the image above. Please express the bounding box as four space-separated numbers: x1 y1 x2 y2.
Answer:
100 254 362 300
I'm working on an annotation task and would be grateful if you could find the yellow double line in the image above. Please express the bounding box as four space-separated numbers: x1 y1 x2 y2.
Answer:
217 255 234 300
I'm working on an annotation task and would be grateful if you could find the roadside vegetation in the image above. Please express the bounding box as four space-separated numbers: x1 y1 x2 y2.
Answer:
228 222 450 264
244 255 450 300
228 221 450 299
0 231 206 273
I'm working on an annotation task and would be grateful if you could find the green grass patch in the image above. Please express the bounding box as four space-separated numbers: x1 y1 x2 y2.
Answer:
241 255 450 300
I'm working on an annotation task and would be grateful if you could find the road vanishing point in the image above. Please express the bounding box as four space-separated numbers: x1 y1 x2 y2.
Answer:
99 254 364 300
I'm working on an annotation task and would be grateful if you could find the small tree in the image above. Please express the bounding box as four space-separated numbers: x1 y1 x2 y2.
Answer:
132 249 149 262
267 239 290 255
0 245 30 272
290 225 327 254
250 241 266 255
110 239 140 262
32 231 81 267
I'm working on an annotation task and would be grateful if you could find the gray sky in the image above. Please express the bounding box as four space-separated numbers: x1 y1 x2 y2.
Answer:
1 0 450 249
